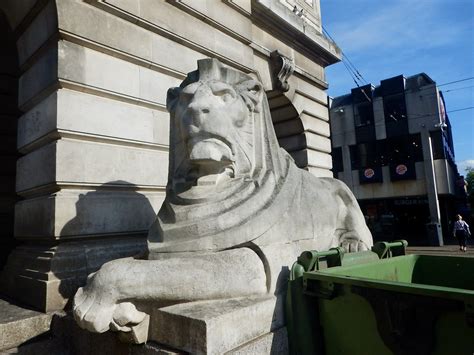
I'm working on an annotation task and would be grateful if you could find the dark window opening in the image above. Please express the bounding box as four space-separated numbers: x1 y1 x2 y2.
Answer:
431 130 445 160
332 147 343 173
350 142 378 170
384 135 423 164
384 91 408 138
353 101 374 127
383 93 407 123
350 134 423 171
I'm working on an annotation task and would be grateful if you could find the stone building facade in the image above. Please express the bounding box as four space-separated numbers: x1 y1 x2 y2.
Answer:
0 0 340 312
330 74 461 246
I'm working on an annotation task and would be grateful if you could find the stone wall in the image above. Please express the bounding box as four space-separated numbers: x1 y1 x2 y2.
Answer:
0 0 340 311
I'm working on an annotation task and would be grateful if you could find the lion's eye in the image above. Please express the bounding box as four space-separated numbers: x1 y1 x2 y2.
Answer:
221 93 233 102
213 89 235 103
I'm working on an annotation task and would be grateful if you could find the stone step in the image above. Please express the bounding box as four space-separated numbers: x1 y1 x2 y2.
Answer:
148 295 286 355
0 298 53 351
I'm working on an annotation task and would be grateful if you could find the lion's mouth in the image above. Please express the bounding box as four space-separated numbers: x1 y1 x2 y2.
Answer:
183 135 235 187
186 134 234 164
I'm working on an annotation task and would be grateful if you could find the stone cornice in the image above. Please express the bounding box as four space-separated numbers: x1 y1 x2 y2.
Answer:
251 0 342 67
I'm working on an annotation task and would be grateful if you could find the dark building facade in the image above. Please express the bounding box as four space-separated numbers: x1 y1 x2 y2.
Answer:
330 73 464 246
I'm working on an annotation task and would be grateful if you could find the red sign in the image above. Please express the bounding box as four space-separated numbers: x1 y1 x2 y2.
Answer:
395 164 407 175
364 168 375 178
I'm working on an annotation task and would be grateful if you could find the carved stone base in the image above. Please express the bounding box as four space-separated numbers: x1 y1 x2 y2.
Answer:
0 296 288 355
1 237 146 312
148 296 288 354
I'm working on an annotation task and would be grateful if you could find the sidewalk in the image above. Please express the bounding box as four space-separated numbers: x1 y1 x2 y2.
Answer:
407 245 474 257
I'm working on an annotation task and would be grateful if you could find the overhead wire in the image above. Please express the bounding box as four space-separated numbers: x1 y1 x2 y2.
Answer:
342 54 368 84
447 107 474 113
322 25 365 83
323 27 472 113
387 106 474 120
323 25 371 102
443 85 474 93
437 77 474 87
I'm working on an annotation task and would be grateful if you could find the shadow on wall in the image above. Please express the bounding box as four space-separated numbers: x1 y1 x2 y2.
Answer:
0 10 20 272
61 181 157 237
57 181 157 302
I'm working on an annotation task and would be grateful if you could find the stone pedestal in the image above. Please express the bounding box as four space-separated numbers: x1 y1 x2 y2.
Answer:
148 296 288 354
0 296 288 355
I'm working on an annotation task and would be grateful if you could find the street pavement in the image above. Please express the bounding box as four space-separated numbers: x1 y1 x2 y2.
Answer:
407 244 474 257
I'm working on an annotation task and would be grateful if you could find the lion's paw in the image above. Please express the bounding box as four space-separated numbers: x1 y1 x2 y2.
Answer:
73 287 147 333
339 238 370 253
110 302 147 332
73 286 117 333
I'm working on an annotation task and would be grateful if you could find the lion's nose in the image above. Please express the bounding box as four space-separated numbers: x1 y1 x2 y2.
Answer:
188 102 210 114
186 101 211 126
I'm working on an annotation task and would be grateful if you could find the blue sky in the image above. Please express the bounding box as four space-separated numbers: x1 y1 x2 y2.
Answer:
320 0 474 173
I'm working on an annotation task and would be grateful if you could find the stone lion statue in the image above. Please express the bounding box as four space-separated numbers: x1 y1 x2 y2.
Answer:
73 58 372 334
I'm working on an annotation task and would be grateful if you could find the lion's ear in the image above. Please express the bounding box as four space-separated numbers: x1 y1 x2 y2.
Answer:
237 80 263 112
166 87 181 112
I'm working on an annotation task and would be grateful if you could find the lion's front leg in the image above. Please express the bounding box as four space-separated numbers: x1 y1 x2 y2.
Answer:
73 248 268 333
334 201 373 253
73 258 147 333
329 180 373 253
337 210 373 252
337 208 373 252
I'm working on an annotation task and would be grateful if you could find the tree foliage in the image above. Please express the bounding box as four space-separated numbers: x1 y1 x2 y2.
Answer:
466 167 474 206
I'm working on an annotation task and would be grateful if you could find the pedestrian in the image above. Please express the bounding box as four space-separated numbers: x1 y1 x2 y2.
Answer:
453 214 471 252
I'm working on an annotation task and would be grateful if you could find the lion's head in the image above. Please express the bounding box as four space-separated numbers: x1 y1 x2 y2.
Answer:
166 59 264 190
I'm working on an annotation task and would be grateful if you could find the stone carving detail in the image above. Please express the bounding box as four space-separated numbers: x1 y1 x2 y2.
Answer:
73 58 372 339
270 50 295 92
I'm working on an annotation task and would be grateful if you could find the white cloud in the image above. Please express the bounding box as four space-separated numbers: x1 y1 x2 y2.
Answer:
328 1 467 54
457 160 474 174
